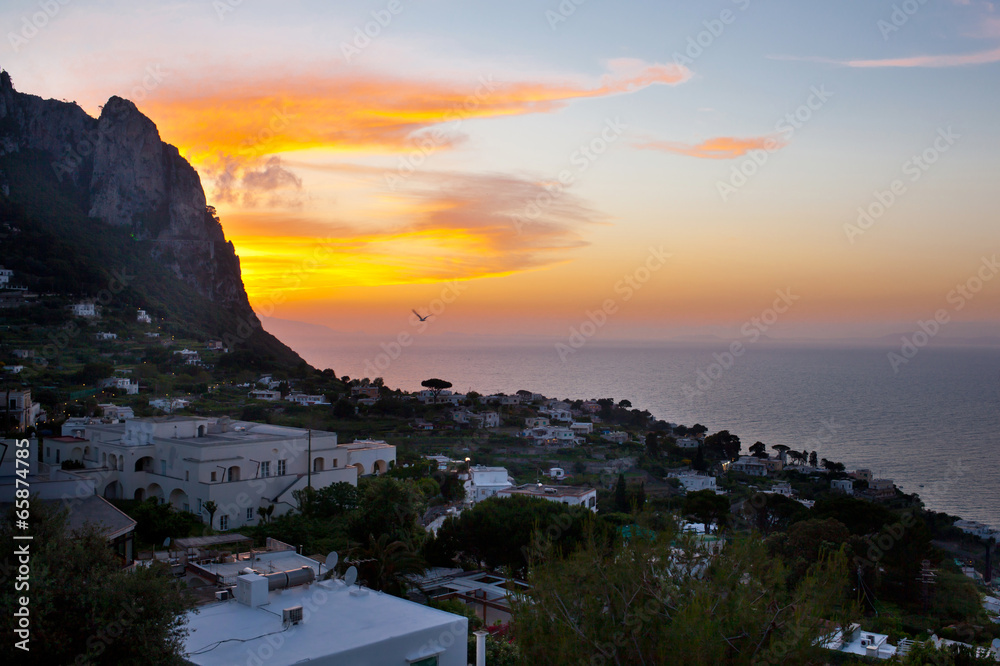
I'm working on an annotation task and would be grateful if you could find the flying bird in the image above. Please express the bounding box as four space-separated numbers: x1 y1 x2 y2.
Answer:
412 309 430 322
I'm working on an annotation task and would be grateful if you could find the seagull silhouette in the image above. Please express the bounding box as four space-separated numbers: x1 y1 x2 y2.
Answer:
411 309 430 322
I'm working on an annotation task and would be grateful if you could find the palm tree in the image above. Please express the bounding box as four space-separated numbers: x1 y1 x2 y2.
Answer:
256 504 274 524
202 500 218 528
348 533 425 597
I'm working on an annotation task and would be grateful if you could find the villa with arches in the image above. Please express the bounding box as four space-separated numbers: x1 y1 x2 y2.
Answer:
47 415 395 530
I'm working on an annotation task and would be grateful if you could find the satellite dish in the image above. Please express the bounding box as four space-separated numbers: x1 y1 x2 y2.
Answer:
325 551 338 571
344 565 358 587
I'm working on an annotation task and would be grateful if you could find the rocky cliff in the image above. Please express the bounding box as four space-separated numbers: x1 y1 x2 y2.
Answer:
0 70 250 309
0 69 302 367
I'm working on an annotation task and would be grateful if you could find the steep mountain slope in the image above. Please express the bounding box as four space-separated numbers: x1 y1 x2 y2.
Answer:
0 70 302 368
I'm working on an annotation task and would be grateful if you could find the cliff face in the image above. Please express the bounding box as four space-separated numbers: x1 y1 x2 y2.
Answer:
0 70 249 312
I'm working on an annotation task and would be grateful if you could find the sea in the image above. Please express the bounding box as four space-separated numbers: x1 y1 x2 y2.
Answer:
290 334 1000 529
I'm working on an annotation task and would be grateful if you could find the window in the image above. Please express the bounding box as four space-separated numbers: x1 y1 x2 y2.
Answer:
46 447 50 459
219 515 229 530
277 459 286 476
185 471 190 481
247 508 254 521
196 498 202 514
260 461 270 478
211 471 217 482
160 460 166 475
56 450 60 463
332 458 338 468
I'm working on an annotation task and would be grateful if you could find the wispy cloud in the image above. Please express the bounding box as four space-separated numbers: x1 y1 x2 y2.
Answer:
772 46 1000 68
632 135 786 159
140 60 690 169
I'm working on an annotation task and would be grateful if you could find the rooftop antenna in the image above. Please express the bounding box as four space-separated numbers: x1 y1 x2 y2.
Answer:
344 565 358 588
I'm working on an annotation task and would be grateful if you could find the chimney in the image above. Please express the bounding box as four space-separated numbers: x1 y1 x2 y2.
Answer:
474 630 488 666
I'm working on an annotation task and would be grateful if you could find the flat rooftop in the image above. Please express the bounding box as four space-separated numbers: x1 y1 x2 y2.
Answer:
500 483 595 498
182 580 466 665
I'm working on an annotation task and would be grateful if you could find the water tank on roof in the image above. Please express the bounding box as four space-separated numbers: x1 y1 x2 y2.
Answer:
265 566 315 590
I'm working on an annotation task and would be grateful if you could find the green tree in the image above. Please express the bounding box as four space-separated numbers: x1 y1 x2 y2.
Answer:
295 482 359 519
425 495 603 576
613 473 629 513
514 530 855 665
692 445 708 472
420 378 453 402
348 533 425 597
683 489 730 533
704 430 741 460
742 492 809 535
644 431 661 458
0 503 191 665
749 441 767 458
348 476 425 546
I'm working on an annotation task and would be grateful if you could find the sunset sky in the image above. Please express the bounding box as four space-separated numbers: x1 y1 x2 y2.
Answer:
4 0 999 342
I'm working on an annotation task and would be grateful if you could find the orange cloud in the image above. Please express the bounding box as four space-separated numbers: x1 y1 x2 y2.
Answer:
139 60 690 167
226 170 604 300
633 135 786 159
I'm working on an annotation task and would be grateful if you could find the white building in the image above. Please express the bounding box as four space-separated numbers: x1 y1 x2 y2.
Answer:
498 483 598 512
12 349 33 359
569 422 594 435
522 426 578 446
248 389 281 401
524 417 550 428
821 623 897 660
94 331 118 341
149 397 191 414
670 472 717 493
2 389 45 430
285 393 331 406
426 455 451 471
415 389 465 405
484 393 521 406
831 479 854 495
100 376 139 395
452 410 499 429
50 417 395 529
675 437 701 449
182 567 468 666
954 519 999 541
465 465 513 503
4 365 24 374
99 404 134 421
136 309 152 323
601 431 628 445
70 302 97 317
0 266 12 286
723 456 768 477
